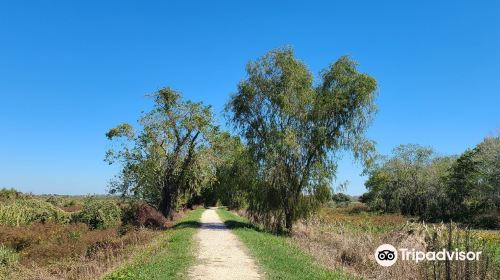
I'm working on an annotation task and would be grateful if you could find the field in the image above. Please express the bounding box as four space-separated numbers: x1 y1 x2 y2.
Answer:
293 203 500 279
0 189 188 280
1 188 498 280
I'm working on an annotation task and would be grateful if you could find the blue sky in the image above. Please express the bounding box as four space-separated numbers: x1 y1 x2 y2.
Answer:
0 0 499 195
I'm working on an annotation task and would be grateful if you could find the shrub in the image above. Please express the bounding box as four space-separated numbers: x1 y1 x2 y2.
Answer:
74 197 122 229
0 245 19 267
121 202 168 229
332 193 351 204
45 195 65 207
0 199 71 226
0 188 21 200
347 202 369 214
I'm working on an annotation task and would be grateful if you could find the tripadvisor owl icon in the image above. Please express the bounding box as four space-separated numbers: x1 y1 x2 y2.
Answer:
375 244 398 267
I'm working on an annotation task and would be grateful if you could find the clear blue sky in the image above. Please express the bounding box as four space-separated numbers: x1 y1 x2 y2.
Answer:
1 1 499 195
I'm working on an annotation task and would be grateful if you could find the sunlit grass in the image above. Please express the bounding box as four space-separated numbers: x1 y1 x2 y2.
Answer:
217 208 355 280
102 208 203 280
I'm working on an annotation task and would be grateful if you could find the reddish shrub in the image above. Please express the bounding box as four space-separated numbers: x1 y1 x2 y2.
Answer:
125 202 169 229
136 203 169 229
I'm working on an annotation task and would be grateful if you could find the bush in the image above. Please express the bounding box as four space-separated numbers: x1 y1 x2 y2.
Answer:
74 197 122 229
329 193 352 208
0 245 19 267
332 193 351 204
45 195 65 207
347 202 369 214
121 202 168 229
0 199 71 226
0 188 22 200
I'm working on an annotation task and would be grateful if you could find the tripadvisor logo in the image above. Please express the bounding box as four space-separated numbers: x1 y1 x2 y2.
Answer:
375 244 482 267
375 244 398 267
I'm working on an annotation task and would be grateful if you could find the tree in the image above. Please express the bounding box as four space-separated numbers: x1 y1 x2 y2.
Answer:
105 88 216 217
227 47 377 232
363 138 499 228
331 193 352 205
205 132 256 209
447 136 500 228
364 144 455 220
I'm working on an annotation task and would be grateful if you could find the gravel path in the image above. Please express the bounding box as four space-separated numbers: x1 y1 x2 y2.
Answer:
188 208 262 280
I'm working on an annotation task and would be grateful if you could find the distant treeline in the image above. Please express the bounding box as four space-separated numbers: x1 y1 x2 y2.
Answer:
361 138 499 229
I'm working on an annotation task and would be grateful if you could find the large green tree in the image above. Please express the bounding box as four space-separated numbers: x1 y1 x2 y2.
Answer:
447 136 500 227
364 137 499 228
227 47 377 232
106 88 216 217
364 144 454 220
201 131 256 208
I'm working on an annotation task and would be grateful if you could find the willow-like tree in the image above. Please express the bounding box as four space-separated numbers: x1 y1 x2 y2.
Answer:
227 47 378 232
105 88 216 217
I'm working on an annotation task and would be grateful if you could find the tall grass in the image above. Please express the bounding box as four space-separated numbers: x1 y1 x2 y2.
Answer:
0 245 19 267
217 208 354 280
293 206 499 280
72 197 122 229
0 199 70 226
420 223 499 280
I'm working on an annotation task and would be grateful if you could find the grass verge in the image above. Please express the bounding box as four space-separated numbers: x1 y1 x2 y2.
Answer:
102 208 204 280
216 208 355 280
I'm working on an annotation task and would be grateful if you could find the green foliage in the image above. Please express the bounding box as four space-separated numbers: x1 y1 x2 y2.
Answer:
106 88 217 217
0 198 71 226
45 195 66 207
0 245 19 267
447 136 500 227
0 188 23 200
226 47 377 232
332 193 351 203
364 144 453 219
330 193 352 207
364 136 500 228
73 197 121 229
105 123 134 140
205 132 255 209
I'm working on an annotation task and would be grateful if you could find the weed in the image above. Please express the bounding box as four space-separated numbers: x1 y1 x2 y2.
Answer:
0 199 70 226
292 207 500 280
73 197 121 229
0 245 19 267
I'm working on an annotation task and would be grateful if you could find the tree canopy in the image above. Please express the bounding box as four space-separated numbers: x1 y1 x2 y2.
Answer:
227 47 378 232
104 48 497 231
106 88 217 217
364 136 500 228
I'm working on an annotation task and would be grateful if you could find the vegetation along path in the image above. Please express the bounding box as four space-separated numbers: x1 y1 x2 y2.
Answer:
188 208 262 280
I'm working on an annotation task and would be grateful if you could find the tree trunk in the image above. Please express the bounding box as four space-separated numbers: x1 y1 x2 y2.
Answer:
283 194 293 234
284 208 293 234
159 183 175 219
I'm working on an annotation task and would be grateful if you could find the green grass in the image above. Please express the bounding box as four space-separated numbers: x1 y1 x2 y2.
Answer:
102 208 204 280
216 209 355 280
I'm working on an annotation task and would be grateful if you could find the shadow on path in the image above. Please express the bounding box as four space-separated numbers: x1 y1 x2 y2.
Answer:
173 220 202 229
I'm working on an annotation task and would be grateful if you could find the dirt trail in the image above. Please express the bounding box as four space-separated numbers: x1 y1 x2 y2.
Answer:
188 208 262 280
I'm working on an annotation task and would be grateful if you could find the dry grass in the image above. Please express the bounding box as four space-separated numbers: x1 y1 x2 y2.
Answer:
0 190 193 279
292 205 499 280
0 222 159 280
0 207 191 280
